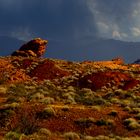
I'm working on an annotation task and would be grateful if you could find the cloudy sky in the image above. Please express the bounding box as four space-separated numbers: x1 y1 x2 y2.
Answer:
0 0 140 42
0 0 140 63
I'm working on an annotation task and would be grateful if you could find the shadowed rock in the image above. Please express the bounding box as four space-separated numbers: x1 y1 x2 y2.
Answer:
11 38 48 57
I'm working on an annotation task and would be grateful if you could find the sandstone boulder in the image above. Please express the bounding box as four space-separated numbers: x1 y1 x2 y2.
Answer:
11 38 48 57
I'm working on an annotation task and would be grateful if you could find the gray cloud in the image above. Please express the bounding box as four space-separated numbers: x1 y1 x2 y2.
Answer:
87 0 140 41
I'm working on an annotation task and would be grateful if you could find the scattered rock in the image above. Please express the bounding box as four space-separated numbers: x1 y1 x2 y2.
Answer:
11 38 48 57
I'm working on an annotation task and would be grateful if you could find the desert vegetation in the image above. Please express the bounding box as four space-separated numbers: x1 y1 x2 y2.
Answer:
0 56 139 139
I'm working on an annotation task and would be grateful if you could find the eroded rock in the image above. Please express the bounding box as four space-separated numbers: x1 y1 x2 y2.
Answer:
11 38 48 57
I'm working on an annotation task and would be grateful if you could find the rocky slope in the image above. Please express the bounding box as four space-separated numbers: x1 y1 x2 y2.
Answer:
0 55 140 140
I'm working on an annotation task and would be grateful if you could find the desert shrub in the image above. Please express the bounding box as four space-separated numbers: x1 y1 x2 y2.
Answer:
17 116 39 135
97 119 109 126
77 88 95 102
63 92 76 98
61 106 69 112
7 102 20 109
135 113 140 120
121 99 133 107
123 106 132 112
123 118 140 130
131 108 140 114
8 83 27 97
92 97 107 105
40 97 55 104
31 92 44 100
0 108 14 128
63 132 80 140
108 110 118 117
79 88 94 95
110 98 121 104
13 105 40 135
36 107 56 119
62 91 76 104
43 80 56 90
133 96 140 104
27 128 52 140
67 86 76 92
74 117 95 128
6 96 19 103
16 127 50 140
83 135 94 140
4 131 21 140
103 92 115 100
0 86 7 93
66 96 76 104
0 74 9 85
114 89 127 96
95 119 114 126
91 135 110 140
75 94 106 106
38 128 51 136
91 105 101 111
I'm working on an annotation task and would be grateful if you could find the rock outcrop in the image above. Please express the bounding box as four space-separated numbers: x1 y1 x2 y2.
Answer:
11 38 48 57
111 57 124 65
79 71 139 91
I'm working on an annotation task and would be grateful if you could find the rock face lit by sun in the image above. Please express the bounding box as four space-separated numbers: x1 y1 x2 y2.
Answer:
11 38 48 57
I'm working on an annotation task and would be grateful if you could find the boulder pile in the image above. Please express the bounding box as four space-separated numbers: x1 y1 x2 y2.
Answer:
11 38 48 57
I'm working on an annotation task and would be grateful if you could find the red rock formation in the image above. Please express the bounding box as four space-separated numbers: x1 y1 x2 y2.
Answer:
112 57 124 65
11 38 48 57
29 60 70 81
79 71 139 91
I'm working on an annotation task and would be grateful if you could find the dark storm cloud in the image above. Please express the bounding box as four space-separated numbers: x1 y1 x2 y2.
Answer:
0 0 98 40
0 0 140 63
0 0 140 41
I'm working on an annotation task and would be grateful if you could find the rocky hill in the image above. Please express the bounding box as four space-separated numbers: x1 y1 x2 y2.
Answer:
0 38 140 139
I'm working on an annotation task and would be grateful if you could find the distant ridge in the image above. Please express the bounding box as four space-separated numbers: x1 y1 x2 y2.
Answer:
47 37 140 63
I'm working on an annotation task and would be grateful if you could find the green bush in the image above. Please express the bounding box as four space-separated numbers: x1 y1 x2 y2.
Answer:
4 131 21 140
95 119 114 126
124 118 140 130
63 132 80 140
74 117 95 128
36 107 56 119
